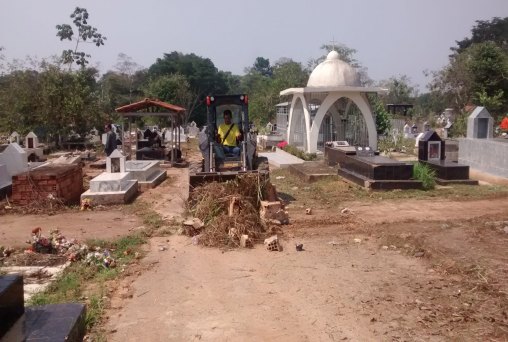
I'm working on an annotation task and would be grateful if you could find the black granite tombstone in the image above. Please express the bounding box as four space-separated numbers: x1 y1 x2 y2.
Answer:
418 130 477 185
0 274 24 338
418 131 446 161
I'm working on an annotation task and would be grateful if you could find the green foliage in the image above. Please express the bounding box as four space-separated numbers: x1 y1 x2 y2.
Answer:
454 17 508 54
148 51 229 124
282 145 317 161
242 58 308 126
449 111 469 137
378 75 417 105
372 97 391 134
413 162 436 190
431 17 508 116
0 60 105 140
56 7 106 68
247 57 272 77
378 134 416 156
144 73 193 123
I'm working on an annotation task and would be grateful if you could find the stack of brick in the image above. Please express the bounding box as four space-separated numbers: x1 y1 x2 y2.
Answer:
11 164 83 205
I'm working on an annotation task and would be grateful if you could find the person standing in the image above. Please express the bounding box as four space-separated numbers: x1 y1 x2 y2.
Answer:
104 123 117 156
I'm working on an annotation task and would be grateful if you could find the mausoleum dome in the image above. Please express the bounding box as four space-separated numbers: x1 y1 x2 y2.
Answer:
307 50 360 87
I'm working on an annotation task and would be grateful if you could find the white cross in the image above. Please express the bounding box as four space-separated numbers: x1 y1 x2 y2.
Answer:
330 37 337 51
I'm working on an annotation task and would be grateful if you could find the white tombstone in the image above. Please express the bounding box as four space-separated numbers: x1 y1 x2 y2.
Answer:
0 143 28 177
25 131 39 149
187 121 199 138
9 131 20 144
403 124 411 138
415 132 425 148
266 122 274 133
164 126 187 143
106 149 126 173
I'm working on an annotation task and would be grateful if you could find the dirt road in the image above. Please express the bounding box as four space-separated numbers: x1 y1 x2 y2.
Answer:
103 167 508 341
0 209 142 248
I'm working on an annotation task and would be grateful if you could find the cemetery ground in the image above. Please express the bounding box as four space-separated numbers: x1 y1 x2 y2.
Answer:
1 150 508 341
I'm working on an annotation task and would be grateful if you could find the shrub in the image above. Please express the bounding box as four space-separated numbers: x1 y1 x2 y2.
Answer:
282 145 317 161
413 162 436 190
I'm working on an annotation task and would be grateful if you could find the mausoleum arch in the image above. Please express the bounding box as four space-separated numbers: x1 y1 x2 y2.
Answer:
287 94 311 148
308 92 377 153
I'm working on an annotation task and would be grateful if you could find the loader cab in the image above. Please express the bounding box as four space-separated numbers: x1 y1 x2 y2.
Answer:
204 94 254 172
206 94 249 137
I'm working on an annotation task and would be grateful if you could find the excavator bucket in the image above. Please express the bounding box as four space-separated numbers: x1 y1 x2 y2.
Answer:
189 169 269 189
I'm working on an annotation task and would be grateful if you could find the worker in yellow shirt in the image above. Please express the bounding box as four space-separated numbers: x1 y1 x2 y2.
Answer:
217 110 241 156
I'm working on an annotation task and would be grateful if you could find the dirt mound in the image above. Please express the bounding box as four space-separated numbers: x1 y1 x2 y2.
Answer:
188 173 273 248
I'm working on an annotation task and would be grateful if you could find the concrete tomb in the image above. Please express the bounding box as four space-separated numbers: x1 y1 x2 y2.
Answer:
125 160 167 191
81 150 138 205
419 130 477 185
467 106 493 139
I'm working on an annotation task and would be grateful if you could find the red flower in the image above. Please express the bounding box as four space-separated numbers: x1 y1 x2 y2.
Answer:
277 141 288 149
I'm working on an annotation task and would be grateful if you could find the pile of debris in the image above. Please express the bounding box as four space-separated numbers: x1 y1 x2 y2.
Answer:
25 227 116 268
186 174 289 248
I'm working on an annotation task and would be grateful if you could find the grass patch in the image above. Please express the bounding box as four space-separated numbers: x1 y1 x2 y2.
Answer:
27 233 146 335
270 168 508 208
127 201 165 232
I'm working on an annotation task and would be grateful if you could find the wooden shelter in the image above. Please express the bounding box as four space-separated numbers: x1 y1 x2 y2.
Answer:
115 98 186 165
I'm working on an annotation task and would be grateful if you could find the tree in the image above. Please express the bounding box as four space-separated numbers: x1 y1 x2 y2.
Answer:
114 53 144 101
453 17 508 54
0 57 105 141
148 52 228 123
372 97 391 135
430 17 508 117
144 74 193 123
56 7 106 69
467 42 508 110
242 58 308 125
378 75 417 105
246 57 273 77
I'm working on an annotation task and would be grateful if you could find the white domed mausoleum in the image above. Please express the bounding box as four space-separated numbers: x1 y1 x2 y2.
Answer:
278 51 386 153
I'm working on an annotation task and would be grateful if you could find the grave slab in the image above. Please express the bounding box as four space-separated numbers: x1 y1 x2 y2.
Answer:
125 160 167 190
288 162 338 182
258 148 304 168
2 303 86 342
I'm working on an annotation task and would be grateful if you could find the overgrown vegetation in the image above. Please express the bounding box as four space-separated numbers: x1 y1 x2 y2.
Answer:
377 134 417 156
282 145 317 161
412 162 436 190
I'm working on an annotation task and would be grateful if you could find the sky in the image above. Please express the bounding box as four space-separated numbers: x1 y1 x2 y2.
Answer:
1 0 507 92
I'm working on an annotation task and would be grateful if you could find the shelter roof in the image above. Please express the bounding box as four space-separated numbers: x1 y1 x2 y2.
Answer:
115 98 185 114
